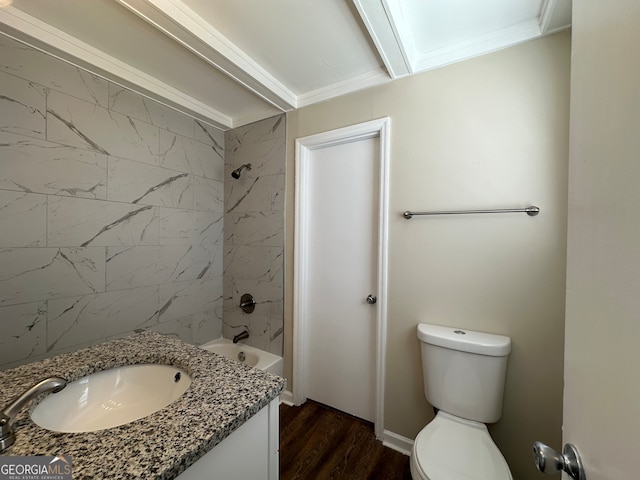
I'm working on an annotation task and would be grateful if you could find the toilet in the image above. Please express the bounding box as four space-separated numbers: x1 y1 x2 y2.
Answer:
410 323 513 480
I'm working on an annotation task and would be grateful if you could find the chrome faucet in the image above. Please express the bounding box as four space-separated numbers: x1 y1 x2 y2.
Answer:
232 330 250 344
0 376 67 452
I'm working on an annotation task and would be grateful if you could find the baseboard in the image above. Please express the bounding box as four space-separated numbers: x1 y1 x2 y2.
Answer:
382 430 413 456
280 390 295 406
278 392 413 457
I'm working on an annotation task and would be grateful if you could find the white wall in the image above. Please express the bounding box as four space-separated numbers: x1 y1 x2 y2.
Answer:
223 116 286 355
564 1 640 478
285 32 570 478
0 35 225 369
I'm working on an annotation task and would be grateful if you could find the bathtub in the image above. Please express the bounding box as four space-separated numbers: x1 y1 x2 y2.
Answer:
200 338 283 377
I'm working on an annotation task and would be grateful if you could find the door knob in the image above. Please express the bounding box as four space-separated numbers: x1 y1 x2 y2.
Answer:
366 294 377 304
533 442 586 480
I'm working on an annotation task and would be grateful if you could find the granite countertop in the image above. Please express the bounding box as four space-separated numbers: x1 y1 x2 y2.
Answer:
0 332 286 479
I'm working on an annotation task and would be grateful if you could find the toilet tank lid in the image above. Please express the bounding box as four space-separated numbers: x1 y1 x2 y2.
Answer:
417 323 511 356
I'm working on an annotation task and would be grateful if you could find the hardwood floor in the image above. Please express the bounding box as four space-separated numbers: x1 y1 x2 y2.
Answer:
280 400 412 480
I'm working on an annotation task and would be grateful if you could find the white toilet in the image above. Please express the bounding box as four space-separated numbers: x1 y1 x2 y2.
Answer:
410 323 513 480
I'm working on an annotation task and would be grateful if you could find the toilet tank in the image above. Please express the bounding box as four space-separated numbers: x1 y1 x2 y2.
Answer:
417 323 511 424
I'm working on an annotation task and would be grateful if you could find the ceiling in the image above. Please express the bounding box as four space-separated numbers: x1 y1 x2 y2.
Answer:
0 0 571 131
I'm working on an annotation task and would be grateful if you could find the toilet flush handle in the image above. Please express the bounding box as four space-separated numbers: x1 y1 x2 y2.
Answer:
533 441 586 480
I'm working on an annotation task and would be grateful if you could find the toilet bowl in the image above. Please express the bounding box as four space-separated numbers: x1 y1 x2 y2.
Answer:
411 323 513 480
410 412 512 480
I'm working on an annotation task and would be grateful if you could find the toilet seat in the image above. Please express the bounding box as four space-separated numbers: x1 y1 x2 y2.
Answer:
410 411 512 480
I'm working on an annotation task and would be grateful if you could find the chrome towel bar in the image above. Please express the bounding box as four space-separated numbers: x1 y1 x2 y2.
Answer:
403 205 540 219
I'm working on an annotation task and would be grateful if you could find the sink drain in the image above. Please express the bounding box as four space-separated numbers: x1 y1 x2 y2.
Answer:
238 352 246 362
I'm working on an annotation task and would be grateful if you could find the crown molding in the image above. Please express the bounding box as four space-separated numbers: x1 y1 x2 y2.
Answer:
352 0 411 79
539 0 572 34
1 0 572 128
115 0 296 111
412 19 542 74
0 6 232 129
296 67 390 108
354 0 571 79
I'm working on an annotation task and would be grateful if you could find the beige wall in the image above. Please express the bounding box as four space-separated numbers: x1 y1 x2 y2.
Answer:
564 1 640 477
285 31 570 479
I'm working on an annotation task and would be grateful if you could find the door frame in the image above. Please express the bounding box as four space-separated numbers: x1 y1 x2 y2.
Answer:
293 117 390 439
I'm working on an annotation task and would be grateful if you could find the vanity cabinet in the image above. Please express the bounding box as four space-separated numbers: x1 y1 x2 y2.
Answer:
0 333 285 479
175 398 279 480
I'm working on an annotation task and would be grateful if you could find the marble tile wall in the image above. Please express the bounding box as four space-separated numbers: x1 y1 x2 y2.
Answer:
0 36 225 369
224 116 285 356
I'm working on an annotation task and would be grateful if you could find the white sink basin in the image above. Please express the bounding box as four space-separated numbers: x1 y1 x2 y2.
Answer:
31 364 191 433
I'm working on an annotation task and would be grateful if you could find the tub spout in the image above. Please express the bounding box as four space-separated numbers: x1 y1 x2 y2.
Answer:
1 376 67 452
233 330 249 344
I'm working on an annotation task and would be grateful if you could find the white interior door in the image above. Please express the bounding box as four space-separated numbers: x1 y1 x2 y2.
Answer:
293 118 390 435
305 137 378 422
560 2 639 479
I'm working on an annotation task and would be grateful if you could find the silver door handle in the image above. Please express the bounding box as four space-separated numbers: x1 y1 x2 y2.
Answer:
533 442 585 480
366 294 377 304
